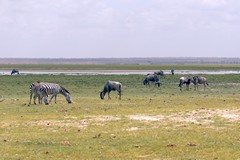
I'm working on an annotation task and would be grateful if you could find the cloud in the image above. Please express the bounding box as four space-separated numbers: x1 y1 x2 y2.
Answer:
0 0 240 58
201 0 227 8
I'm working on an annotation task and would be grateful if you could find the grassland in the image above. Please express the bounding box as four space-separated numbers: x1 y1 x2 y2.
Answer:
0 64 240 159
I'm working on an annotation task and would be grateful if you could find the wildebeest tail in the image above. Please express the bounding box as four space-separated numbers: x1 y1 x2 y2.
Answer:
119 83 122 91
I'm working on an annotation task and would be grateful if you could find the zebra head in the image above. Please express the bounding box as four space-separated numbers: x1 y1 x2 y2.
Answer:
64 93 71 104
60 87 72 103
43 96 49 105
40 87 49 105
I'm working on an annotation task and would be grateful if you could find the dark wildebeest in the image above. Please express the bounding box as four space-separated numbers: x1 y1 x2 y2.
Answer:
100 80 122 100
178 76 192 91
154 70 165 77
143 74 160 87
171 69 174 75
192 76 209 91
11 69 19 75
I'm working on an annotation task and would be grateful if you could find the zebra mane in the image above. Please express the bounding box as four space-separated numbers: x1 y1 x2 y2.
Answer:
60 86 70 95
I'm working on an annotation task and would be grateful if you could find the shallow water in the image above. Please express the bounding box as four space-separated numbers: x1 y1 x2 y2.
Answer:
1 70 240 75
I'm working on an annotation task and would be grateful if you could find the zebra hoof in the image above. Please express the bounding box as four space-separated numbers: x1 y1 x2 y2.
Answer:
45 103 49 105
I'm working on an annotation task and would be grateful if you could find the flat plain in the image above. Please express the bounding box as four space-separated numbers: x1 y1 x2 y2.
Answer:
0 64 240 159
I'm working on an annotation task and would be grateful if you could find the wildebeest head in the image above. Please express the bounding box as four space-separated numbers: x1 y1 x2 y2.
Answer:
192 76 199 85
154 70 164 77
100 91 106 99
143 79 148 85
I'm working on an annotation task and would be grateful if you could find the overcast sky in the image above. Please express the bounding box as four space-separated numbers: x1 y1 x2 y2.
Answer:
0 0 240 58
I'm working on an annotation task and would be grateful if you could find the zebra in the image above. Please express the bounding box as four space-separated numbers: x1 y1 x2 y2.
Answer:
11 69 19 75
100 80 122 100
34 82 71 105
192 76 209 91
143 74 160 87
178 76 192 91
29 81 42 105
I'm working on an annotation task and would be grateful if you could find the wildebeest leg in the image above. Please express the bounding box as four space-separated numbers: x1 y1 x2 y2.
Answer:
108 92 111 99
118 91 121 100
193 84 196 91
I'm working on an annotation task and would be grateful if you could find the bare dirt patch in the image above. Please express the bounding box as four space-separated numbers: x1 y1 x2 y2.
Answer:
129 108 240 125
14 109 240 132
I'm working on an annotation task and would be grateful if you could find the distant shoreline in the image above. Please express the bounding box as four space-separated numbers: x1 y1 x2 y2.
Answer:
0 57 240 64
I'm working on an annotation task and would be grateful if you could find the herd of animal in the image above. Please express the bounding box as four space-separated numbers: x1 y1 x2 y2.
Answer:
178 76 209 91
27 70 208 106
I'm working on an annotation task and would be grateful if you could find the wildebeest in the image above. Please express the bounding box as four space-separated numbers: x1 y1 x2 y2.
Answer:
143 74 160 87
192 76 209 91
178 76 192 91
100 80 122 100
11 69 19 75
171 69 174 75
154 70 165 77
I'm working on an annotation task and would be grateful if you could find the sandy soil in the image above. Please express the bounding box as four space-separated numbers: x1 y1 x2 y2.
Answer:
17 108 240 131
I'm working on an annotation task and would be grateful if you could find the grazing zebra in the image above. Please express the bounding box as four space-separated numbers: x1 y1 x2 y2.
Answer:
28 81 42 105
143 74 160 87
11 69 19 75
36 82 71 105
178 76 192 91
100 80 122 100
192 76 209 91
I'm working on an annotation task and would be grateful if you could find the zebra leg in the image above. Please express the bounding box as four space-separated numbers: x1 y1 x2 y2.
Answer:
108 92 111 100
29 93 33 105
49 94 57 104
54 95 57 104
33 94 38 104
